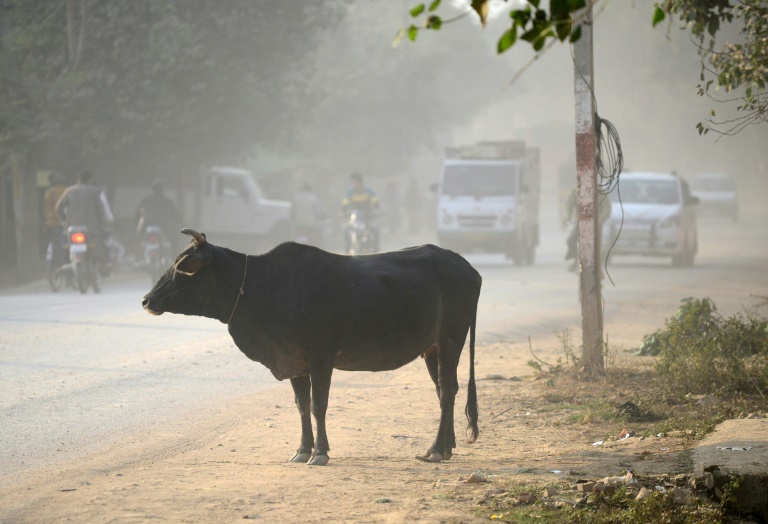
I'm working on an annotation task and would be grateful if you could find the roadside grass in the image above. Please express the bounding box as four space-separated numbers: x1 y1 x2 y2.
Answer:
476 482 731 524
478 297 768 523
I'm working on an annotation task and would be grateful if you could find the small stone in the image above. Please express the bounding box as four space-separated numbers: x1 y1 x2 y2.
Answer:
670 487 689 505
593 482 616 496
635 487 652 500
517 492 536 504
577 482 596 493
542 487 559 498
703 472 715 490
466 472 487 484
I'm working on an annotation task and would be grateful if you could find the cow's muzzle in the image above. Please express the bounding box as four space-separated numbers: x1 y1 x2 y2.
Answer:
142 295 164 316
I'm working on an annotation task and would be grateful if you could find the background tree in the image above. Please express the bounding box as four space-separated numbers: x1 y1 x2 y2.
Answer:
654 0 767 135
0 0 344 277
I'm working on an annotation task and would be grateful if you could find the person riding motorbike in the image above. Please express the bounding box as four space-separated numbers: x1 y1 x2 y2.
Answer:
55 170 114 276
341 172 380 253
135 179 183 254
563 187 612 272
43 172 67 267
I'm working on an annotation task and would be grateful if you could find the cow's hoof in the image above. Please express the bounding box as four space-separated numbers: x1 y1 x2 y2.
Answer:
290 451 312 463
442 451 453 460
308 453 329 466
415 452 443 463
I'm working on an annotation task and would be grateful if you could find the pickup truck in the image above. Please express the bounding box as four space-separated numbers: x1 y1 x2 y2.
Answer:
195 166 292 252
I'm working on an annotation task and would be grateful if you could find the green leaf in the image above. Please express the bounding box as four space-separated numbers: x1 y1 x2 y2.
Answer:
532 31 553 51
521 20 553 50
410 4 425 17
550 0 571 18
511 9 531 26
707 18 719 37
426 15 442 30
652 7 665 27
555 18 572 41
407 25 419 41
428 0 441 11
710 109 716 117
569 24 582 43
497 27 517 54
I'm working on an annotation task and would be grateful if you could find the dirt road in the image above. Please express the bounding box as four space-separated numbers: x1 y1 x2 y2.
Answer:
1 212 766 523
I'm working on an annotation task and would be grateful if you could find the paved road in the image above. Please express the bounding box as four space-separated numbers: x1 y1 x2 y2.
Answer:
1 212 766 486
0 281 276 484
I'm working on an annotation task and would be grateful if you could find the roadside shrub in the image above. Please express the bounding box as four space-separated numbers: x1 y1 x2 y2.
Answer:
650 298 768 397
635 298 720 357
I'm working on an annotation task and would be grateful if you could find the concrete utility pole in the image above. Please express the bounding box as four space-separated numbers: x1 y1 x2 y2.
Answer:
572 4 604 375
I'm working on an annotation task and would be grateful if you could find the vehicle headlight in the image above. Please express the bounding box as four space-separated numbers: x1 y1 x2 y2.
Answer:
658 215 680 229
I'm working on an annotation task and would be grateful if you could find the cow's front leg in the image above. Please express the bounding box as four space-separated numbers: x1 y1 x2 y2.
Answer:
289 376 313 463
308 361 334 466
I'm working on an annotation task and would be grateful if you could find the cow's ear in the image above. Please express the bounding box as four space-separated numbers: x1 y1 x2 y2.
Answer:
174 251 212 276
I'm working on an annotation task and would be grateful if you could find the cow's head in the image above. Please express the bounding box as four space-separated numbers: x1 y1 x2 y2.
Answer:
142 228 222 320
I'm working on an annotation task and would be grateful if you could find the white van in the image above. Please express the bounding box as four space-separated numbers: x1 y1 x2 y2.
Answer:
436 141 540 264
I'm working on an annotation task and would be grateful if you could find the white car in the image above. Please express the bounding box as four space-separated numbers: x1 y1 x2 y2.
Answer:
603 172 699 266
689 172 738 221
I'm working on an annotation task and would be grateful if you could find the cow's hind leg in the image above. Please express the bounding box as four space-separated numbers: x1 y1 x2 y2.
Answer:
308 360 334 466
289 376 313 463
418 347 459 463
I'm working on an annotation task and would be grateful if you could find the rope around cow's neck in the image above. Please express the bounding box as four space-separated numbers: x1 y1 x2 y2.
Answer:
227 253 248 324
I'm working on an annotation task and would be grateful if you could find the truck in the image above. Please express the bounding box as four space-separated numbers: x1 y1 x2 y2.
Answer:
435 140 540 264
194 166 292 252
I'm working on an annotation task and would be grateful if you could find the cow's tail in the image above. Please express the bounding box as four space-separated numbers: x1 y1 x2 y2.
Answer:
465 307 479 443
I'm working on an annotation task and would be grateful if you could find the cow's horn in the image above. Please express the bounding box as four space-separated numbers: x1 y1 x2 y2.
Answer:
180 228 207 246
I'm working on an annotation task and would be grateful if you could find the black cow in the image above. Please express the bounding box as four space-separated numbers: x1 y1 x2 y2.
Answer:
142 229 482 466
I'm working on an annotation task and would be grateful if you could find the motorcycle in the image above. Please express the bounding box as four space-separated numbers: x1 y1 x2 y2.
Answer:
346 209 376 255
142 225 170 283
67 226 101 294
45 231 74 292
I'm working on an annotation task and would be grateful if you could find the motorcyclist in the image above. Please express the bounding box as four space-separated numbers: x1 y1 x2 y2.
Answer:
55 170 114 275
341 172 380 253
563 187 612 272
135 179 183 253
42 172 67 266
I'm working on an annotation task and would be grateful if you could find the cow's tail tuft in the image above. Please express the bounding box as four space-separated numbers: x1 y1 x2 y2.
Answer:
465 307 479 443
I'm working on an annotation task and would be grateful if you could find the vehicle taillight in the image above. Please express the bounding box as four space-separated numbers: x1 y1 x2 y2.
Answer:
70 232 87 244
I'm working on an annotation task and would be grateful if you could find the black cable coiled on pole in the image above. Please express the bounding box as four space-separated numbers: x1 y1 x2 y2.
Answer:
595 114 624 286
